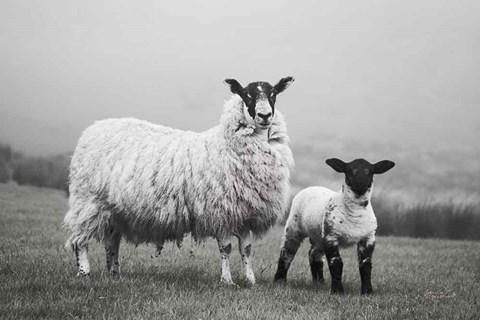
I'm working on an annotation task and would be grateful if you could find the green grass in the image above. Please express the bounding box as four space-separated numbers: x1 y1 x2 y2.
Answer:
1 183 479 319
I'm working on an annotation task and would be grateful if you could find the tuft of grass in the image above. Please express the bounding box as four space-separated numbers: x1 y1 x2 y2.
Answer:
1 183 479 319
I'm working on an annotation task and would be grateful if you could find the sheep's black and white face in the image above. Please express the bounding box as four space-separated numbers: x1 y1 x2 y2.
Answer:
326 158 395 198
224 77 295 130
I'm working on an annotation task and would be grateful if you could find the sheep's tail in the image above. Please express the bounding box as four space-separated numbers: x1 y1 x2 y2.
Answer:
63 200 112 251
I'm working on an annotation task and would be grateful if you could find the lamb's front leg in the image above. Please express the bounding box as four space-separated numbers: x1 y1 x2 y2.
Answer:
238 232 255 285
324 238 344 294
358 237 375 294
217 237 236 286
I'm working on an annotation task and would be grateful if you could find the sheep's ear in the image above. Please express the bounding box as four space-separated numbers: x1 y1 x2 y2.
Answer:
273 76 295 94
326 158 346 173
373 160 395 174
224 79 244 95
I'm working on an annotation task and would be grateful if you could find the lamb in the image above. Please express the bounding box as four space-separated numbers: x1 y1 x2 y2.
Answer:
274 158 395 294
64 77 295 286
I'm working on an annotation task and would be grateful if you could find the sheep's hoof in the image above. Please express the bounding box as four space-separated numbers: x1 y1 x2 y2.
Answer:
109 264 121 278
76 272 90 277
220 278 239 288
245 279 256 287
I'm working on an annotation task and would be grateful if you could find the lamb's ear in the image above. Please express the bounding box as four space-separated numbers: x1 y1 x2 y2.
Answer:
273 76 295 94
326 158 346 173
224 79 244 96
373 160 395 174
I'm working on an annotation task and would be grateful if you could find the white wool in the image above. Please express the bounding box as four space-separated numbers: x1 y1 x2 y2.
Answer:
64 95 294 248
284 184 377 246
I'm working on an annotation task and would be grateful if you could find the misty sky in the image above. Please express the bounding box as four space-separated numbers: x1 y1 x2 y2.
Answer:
0 0 479 155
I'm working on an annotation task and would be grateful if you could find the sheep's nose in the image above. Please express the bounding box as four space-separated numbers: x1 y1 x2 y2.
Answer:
257 112 272 121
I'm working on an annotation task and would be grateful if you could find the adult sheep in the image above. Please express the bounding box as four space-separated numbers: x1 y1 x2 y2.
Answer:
64 77 295 286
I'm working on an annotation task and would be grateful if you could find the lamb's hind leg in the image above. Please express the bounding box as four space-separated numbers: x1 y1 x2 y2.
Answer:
73 242 90 276
217 237 236 286
274 232 303 282
309 238 325 283
104 227 122 277
238 232 255 285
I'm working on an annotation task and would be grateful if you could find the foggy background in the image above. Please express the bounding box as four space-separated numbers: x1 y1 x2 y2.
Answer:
1 0 479 200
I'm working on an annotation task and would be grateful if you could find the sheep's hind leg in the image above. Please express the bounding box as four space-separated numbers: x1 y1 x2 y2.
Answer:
73 242 90 277
104 228 122 277
358 238 375 295
217 237 237 286
238 232 255 285
309 239 325 284
274 233 303 282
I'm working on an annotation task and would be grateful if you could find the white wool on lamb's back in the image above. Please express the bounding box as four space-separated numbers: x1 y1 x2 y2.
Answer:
64 95 293 248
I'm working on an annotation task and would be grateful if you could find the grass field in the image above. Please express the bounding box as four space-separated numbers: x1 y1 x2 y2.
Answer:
1 183 479 320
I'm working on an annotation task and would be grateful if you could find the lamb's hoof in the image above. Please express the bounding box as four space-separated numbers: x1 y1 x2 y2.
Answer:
330 290 345 295
361 287 373 295
76 272 90 277
313 278 325 285
330 285 345 295
273 273 287 283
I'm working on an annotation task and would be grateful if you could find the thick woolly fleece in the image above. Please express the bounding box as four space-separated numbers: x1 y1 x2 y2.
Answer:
64 95 294 248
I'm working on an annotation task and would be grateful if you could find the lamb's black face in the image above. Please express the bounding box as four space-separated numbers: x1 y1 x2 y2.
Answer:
326 158 396 197
224 77 295 130
343 159 375 196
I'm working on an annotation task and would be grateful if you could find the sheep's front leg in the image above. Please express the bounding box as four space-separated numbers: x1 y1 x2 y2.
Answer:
73 242 90 276
238 232 255 285
358 237 375 295
217 237 236 286
104 230 122 277
324 239 344 294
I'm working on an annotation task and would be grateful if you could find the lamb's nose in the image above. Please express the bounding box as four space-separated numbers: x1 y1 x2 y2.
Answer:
257 112 272 121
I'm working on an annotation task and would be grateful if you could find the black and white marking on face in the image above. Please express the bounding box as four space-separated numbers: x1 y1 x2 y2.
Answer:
224 77 294 130
326 158 396 197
